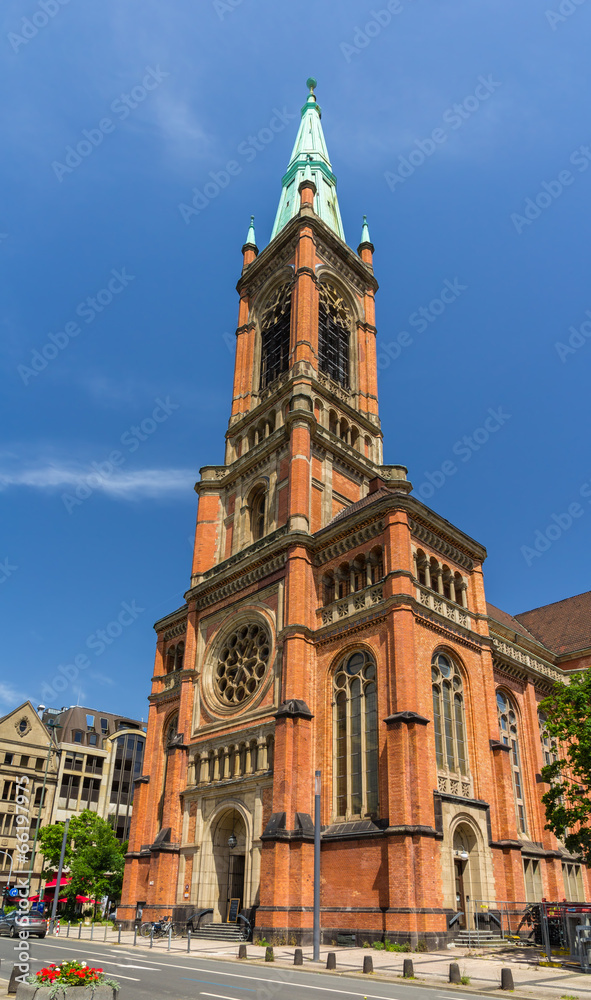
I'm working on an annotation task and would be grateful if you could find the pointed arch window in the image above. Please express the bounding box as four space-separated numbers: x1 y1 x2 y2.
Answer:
249 486 267 541
432 653 468 776
319 283 350 388
333 651 378 819
260 283 292 388
497 691 527 834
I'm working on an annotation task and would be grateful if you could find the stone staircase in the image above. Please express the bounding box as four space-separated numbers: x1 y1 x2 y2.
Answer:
190 922 247 942
454 929 505 947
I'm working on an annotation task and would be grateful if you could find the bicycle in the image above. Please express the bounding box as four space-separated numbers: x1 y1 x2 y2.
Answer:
139 915 179 938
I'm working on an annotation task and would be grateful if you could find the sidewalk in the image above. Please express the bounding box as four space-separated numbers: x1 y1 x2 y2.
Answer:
13 926 591 999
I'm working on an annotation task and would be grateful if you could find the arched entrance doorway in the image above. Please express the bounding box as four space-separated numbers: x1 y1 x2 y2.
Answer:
210 808 247 922
453 822 483 929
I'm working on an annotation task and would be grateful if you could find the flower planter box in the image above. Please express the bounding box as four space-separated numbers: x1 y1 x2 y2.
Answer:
16 985 117 999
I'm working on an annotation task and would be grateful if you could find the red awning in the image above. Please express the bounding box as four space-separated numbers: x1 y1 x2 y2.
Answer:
44 877 70 889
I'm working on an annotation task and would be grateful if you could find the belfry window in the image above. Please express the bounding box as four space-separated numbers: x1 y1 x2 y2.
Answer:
432 653 468 776
333 651 378 819
497 691 527 834
260 283 292 388
250 487 266 541
318 283 350 388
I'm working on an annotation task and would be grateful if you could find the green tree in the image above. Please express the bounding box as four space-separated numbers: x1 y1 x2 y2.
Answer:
540 671 591 865
38 810 126 911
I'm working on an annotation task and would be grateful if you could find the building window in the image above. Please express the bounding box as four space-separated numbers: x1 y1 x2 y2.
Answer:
538 710 558 767
497 691 527 835
563 862 585 902
432 653 468 776
20 756 29 768
4 753 13 765
100 718 109 734
260 283 291 388
73 731 82 744
318 283 350 388
523 858 543 901
249 487 267 542
333 650 378 819
86 714 95 729
88 733 97 746
321 547 384 606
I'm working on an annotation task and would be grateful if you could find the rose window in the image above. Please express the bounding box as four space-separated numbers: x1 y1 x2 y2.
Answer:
215 623 271 705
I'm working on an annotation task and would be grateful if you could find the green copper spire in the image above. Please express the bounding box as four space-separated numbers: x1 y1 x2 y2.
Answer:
359 215 372 246
270 78 345 243
244 214 257 248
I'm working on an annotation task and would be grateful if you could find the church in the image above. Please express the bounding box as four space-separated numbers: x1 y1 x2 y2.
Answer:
119 80 591 947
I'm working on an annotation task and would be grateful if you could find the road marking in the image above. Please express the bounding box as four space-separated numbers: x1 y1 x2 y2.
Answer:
201 994 243 1000
182 980 254 991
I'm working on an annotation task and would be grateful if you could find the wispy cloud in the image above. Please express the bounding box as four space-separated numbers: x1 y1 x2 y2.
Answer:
0 461 195 500
0 683 29 711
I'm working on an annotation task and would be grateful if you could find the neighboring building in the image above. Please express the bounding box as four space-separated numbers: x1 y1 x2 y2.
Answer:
42 707 146 843
119 80 590 945
0 702 59 897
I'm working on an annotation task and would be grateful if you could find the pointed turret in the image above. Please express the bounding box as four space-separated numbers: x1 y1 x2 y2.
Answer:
270 78 345 243
358 214 374 266
242 215 258 268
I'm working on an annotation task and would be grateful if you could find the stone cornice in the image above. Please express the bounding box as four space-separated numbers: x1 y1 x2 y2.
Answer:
491 636 565 686
154 605 188 634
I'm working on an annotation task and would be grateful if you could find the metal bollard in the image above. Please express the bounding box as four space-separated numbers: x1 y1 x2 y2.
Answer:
67 921 70 938
403 958 414 978
150 928 154 949
91 923 94 940
78 923 82 939
133 925 137 946
294 948 303 966
187 929 191 953
326 952 336 970
238 944 247 960
118 923 121 945
168 926 172 951
449 962 461 983
104 924 107 942
363 955 373 974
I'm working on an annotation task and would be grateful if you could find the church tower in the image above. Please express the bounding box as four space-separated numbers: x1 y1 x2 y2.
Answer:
120 80 583 946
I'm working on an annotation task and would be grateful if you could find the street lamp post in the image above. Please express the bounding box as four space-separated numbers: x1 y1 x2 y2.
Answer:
313 770 321 962
28 714 60 895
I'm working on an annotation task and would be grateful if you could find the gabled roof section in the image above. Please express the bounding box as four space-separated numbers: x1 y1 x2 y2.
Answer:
514 590 591 655
270 78 345 244
486 603 539 643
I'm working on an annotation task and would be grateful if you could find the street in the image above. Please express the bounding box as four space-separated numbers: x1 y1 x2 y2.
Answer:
0 935 496 1000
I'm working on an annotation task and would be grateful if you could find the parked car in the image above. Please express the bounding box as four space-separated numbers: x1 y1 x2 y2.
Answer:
0 910 47 938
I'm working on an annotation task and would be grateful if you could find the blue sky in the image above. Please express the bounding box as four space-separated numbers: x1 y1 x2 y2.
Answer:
2 0 590 721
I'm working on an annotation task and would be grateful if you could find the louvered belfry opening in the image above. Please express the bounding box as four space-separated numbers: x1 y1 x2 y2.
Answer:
260 283 292 388
318 283 350 388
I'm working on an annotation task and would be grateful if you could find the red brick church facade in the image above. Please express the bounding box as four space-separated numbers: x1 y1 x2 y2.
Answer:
119 82 590 946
